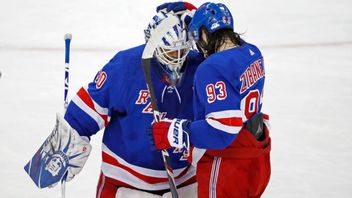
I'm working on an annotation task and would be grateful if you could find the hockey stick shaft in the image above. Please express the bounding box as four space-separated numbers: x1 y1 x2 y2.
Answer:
142 59 178 198
64 34 72 110
62 33 72 198
142 15 179 198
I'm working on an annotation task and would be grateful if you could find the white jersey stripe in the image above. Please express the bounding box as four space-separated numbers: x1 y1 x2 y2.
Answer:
209 157 221 198
101 144 196 190
214 157 221 198
103 144 187 177
72 95 106 129
97 173 105 198
101 161 195 191
82 86 110 118
209 157 217 198
206 110 243 120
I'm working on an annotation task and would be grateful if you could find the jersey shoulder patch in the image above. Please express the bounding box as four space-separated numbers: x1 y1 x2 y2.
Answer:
94 70 107 89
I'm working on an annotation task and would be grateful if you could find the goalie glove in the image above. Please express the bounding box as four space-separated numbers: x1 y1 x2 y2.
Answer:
156 2 196 26
148 118 191 152
24 113 92 188
156 2 196 15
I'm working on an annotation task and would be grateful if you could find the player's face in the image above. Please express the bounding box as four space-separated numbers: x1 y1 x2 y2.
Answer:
155 37 191 80
165 50 178 59
201 29 208 44
159 48 187 68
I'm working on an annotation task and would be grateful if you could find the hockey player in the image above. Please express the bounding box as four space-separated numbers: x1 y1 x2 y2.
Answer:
25 9 203 198
150 2 272 198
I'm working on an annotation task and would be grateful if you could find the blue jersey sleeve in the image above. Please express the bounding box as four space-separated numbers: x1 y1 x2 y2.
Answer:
189 62 243 149
64 60 126 137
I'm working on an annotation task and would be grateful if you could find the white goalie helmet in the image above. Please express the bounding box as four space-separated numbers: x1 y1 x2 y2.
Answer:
144 12 191 80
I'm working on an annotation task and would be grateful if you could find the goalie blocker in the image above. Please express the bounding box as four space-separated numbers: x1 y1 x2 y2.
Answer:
24 113 92 188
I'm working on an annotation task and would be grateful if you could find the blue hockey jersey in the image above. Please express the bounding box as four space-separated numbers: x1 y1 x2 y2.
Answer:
189 41 266 150
64 44 203 191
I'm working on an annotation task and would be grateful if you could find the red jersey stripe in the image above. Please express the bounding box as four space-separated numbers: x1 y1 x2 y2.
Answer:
208 117 243 127
102 151 191 184
77 87 109 126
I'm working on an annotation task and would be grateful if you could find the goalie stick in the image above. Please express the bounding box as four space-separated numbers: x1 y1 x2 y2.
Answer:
61 33 72 198
141 14 179 198
23 34 73 196
24 33 90 198
64 34 71 110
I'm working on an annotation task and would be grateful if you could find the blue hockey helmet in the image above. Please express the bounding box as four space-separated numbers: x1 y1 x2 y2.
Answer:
189 2 233 42
144 12 191 81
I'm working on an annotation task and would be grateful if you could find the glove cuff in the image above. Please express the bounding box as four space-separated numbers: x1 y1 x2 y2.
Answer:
167 119 191 149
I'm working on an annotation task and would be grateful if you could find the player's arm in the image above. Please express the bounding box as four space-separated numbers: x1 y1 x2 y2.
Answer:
149 63 242 151
188 64 242 149
64 61 122 138
24 61 124 188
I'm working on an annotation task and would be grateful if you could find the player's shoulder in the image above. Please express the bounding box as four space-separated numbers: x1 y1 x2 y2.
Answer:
196 50 226 74
241 40 262 57
194 40 264 82
207 40 262 68
194 58 222 82
109 44 144 65
187 50 205 65
102 44 145 77
184 50 205 75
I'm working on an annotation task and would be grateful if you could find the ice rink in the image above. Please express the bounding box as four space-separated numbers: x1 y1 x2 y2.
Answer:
1 0 352 197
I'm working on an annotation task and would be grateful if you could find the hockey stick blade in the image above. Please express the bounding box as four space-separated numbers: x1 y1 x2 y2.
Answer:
141 14 179 198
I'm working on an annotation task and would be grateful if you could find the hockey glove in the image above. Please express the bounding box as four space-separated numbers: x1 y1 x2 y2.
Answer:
156 2 196 15
156 2 196 26
148 118 191 151
24 113 92 188
245 113 265 140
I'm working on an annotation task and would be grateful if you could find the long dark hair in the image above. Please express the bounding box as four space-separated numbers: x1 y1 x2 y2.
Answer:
198 27 242 56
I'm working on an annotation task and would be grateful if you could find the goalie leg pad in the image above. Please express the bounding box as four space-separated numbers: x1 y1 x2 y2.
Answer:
115 183 198 198
162 183 197 198
116 187 162 198
24 113 92 188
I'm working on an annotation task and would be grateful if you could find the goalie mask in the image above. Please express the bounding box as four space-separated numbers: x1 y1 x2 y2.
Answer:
144 12 191 83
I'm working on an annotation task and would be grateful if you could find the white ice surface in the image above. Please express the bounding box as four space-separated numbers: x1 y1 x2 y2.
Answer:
0 0 352 197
